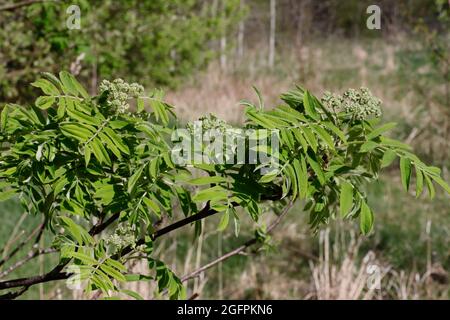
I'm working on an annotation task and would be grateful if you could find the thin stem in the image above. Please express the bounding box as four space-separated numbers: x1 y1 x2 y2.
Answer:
180 201 294 283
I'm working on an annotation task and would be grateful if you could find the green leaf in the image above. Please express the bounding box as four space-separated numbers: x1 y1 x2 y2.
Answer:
360 200 374 235
31 78 59 96
299 156 309 198
232 207 240 237
311 124 334 149
301 127 318 153
99 132 122 160
59 71 78 96
36 96 55 109
60 124 92 141
137 98 145 112
188 176 226 185
67 108 100 126
59 71 89 99
70 74 90 100
91 274 111 293
380 137 412 150
284 163 298 199
104 128 130 155
100 264 126 282
143 197 161 218
360 141 378 153
415 166 424 198
381 149 397 168
252 85 264 110
148 157 160 179
245 199 261 221
91 138 111 166
124 274 153 282
0 189 16 201
94 183 115 205
306 152 325 185
303 91 319 120
84 144 92 166
71 252 97 265
293 158 308 198
424 175 435 199
192 186 227 202
366 122 397 140
258 171 278 183
217 207 230 231
0 105 9 131
120 289 144 300
149 99 169 125
57 98 66 118
42 72 62 88
400 157 412 191
60 217 83 244
323 121 347 143
340 181 353 218
431 175 450 194
128 164 145 194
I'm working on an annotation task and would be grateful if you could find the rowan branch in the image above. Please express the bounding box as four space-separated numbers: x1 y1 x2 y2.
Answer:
0 203 215 293
0 191 284 298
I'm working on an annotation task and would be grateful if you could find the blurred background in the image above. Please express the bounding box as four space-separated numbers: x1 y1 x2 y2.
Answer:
0 0 449 299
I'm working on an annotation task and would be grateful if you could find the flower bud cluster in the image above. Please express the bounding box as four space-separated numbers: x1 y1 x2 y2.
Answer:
99 79 144 113
105 223 136 250
321 87 382 121
186 114 231 134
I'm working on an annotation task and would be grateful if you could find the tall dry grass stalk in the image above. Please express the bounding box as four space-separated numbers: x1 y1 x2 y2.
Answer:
309 229 386 300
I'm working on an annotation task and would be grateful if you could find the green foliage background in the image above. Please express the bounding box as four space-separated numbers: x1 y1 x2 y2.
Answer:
0 0 242 102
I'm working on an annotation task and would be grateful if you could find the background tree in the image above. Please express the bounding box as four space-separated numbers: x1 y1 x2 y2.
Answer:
0 0 243 103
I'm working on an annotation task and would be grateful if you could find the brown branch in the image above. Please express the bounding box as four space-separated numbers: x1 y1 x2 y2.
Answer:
111 202 218 258
0 286 29 300
89 212 120 236
0 0 59 12
116 190 282 257
181 201 294 283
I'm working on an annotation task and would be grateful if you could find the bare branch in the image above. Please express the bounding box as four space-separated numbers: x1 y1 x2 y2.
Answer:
0 0 59 12
0 221 45 268
0 248 57 279
181 201 294 283
0 212 121 294
0 212 28 257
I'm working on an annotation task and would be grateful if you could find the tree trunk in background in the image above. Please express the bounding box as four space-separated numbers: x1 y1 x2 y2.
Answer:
237 0 245 60
220 35 227 70
212 0 227 71
268 0 276 68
